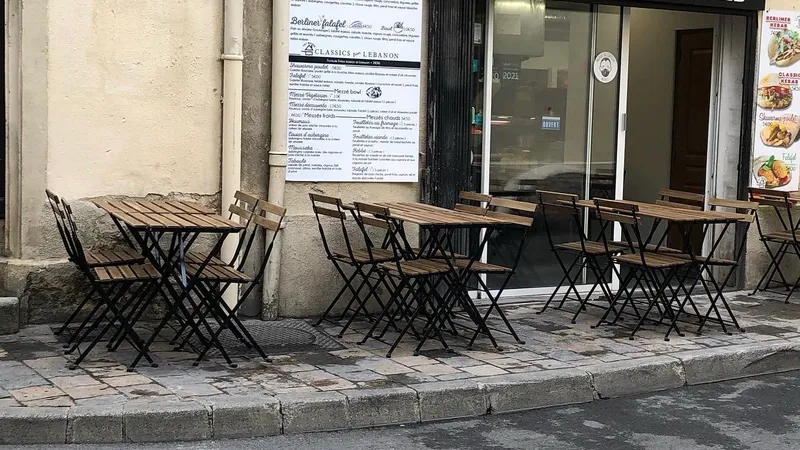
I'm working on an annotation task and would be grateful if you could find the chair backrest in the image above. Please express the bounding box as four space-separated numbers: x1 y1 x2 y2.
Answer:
708 198 757 224
60 198 89 268
747 187 797 237
349 201 402 263
536 190 581 250
454 191 491 216
234 200 287 302
309 193 356 261
353 202 409 275
594 198 641 253
46 190 79 263
657 189 705 210
226 191 262 268
486 197 536 272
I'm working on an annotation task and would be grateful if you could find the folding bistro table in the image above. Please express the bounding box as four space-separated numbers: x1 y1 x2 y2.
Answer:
572 199 746 338
92 200 243 368
377 202 519 352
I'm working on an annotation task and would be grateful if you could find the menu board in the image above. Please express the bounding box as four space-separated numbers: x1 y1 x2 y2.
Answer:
286 0 423 182
752 10 800 191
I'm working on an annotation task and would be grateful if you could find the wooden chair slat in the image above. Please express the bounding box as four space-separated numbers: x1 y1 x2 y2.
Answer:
708 198 758 211
658 188 705 203
252 213 281 231
359 215 389 229
458 191 491 203
258 201 287 217
537 190 578 202
105 266 122 280
598 210 637 224
655 200 702 211
94 267 111 281
229 204 254 221
118 265 135 280
489 197 538 213
454 204 487 215
234 191 260 207
314 206 346 219
486 210 533 227
354 202 389 216
595 198 639 213
309 193 341 206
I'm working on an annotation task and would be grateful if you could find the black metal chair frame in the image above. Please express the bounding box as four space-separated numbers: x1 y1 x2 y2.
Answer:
46 192 159 370
748 188 800 299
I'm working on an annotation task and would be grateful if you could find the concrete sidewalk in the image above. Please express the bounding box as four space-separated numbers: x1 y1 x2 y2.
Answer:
1 292 799 444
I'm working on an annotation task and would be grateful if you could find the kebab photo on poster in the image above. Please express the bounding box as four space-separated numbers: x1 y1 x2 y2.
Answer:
769 29 800 67
757 73 793 110
760 117 800 148
753 155 792 189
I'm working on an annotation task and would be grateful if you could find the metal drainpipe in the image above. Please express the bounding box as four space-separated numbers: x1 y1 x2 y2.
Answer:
220 0 244 308
263 0 289 320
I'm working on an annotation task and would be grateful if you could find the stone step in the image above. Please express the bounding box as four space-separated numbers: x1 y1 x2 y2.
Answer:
0 297 20 334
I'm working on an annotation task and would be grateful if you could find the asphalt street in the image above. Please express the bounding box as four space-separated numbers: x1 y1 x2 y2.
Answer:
11 370 800 450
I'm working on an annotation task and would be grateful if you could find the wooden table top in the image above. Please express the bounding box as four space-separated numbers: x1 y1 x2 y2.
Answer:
93 200 242 231
380 202 517 227
572 199 748 223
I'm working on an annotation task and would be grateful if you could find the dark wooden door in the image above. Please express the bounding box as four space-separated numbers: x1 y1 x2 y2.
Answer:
668 29 713 250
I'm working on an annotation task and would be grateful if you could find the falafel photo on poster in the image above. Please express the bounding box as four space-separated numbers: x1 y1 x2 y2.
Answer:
754 10 800 191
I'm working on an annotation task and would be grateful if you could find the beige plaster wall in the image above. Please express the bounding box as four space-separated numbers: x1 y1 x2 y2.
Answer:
766 0 799 12
46 0 223 199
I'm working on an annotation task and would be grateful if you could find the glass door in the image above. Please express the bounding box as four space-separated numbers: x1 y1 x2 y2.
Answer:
476 1 627 297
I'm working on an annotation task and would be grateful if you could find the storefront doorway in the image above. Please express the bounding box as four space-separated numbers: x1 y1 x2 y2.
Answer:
469 0 747 300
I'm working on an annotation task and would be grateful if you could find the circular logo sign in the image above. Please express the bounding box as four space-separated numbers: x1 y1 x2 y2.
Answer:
593 52 618 84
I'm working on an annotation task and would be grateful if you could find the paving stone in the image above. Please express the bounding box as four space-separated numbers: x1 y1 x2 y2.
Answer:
274 363 318 373
344 387 420 428
587 356 686 398
412 380 487 421
0 388 11 399
117 383 171 398
391 355 437 367
329 348 373 359
462 364 508 376
201 395 281 439
64 384 118 400
0 398 19 407
167 383 223 397
75 395 127 407
291 370 357 391
483 368 594 413
25 396 75 407
436 356 484 368
124 399 211 442
336 370 387 382
488 358 530 369
411 363 461 376
534 359 574 370
355 358 415 375
278 391 349 433
0 406 68 444
68 404 124 444
9 385 65 402
103 374 153 388
50 375 102 389
0 362 49 389
436 371 477 381
503 351 546 362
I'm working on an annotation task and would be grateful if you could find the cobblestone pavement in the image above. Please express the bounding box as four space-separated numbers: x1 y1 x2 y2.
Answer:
1 292 798 408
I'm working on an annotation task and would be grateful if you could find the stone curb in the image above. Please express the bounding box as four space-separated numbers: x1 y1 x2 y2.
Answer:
1 340 799 444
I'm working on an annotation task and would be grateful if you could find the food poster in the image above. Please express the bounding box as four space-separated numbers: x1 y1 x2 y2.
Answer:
753 11 800 191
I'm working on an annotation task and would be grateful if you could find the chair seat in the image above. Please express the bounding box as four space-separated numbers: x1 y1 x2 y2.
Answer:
187 264 252 283
85 247 144 267
643 244 684 254
186 250 227 266
378 259 452 277
615 252 691 269
555 241 625 256
333 248 395 264
451 259 511 273
764 231 799 243
671 253 737 266
92 263 160 283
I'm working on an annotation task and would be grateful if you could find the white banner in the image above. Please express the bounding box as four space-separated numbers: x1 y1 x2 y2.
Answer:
286 0 423 182
753 10 800 191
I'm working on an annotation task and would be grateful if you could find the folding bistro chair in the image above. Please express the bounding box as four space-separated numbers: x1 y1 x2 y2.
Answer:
429 191 492 260
448 197 535 348
180 201 287 367
593 199 692 340
46 192 160 369
46 190 147 339
674 197 756 334
748 188 800 301
310 194 395 336
353 202 453 357
166 191 264 348
536 191 625 316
